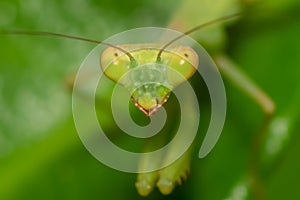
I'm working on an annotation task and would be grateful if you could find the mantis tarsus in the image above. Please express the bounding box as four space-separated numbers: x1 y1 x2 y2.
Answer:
0 0 281 198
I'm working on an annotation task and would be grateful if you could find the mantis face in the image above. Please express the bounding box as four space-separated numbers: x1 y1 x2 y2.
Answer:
100 44 199 116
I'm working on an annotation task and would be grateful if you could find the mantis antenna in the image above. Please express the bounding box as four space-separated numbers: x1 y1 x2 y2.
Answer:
156 12 242 61
0 30 136 63
0 13 241 64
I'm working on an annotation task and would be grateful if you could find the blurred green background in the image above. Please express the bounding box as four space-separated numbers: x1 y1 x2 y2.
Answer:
1 0 300 199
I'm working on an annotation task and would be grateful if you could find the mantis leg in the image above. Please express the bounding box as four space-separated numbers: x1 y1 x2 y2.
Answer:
136 142 192 196
135 118 193 196
214 54 276 199
135 137 164 196
156 146 192 195
214 54 275 116
214 53 276 158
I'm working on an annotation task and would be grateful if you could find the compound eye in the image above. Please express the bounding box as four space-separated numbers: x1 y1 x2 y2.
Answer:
100 47 131 84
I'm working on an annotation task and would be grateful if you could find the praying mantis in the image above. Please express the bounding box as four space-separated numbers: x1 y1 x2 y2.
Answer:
4 0 297 199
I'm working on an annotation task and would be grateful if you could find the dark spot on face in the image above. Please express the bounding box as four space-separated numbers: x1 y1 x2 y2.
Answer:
114 52 118 57
184 53 189 58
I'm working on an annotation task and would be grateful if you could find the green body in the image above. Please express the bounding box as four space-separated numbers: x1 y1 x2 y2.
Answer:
98 0 244 196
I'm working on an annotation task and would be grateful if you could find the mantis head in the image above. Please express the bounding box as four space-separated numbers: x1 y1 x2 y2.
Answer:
100 44 198 116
